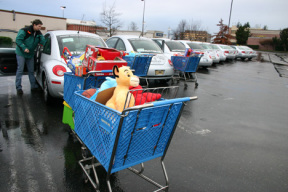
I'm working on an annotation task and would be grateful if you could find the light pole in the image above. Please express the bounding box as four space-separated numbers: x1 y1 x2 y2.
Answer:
168 27 171 39
141 0 145 37
60 6 66 18
227 0 233 33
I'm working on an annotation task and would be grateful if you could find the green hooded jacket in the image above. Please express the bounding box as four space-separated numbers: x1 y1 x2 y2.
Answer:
15 25 46 58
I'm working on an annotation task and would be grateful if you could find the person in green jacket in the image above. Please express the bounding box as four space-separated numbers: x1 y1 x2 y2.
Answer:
15 19 46 95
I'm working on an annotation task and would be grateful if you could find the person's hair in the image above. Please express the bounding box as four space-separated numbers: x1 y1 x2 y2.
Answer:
31 19 43 26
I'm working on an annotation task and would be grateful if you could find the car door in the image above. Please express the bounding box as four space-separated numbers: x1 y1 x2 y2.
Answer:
36 34 51 85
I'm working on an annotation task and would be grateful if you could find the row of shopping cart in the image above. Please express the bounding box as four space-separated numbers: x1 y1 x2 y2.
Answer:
62 54 199 191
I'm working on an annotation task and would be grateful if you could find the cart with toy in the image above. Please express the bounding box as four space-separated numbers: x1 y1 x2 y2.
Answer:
72 85 197 191
62 46 128 130
171 53 202 88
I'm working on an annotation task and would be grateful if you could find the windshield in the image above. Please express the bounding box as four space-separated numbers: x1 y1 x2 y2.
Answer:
129 39 162 53
165 41 186 52
57 35 106 56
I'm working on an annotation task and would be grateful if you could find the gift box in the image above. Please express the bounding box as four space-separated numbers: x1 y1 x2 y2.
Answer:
82 45 99 67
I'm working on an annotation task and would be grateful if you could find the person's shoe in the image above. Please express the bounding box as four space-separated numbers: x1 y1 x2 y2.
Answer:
31 87 42 91
17 89 23 95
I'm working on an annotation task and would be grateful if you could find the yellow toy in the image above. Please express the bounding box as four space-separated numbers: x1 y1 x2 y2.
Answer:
106 65 139 112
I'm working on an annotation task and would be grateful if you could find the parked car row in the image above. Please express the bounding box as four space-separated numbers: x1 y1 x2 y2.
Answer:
13 30 256 103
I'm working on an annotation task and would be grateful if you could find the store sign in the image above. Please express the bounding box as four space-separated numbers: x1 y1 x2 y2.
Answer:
155 33 163 37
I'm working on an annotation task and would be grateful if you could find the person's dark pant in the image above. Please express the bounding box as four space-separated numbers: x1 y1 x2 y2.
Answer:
15 55 38 90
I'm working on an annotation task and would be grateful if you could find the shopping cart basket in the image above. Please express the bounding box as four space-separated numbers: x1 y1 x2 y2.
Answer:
73 86 197 191
123 54 153 77
64 70 113 110
171 54 202 88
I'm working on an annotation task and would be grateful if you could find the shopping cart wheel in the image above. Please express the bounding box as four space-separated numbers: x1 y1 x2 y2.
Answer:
195 82 199 88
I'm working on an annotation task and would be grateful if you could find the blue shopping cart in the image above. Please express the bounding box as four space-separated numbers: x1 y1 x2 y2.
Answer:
171 54 202 88
72 86 197 191
123 54 153 87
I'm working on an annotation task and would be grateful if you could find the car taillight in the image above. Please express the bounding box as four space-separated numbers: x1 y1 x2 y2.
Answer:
225 51 229 53
209 55 212 59
168 59 173 66
52 65 66 77
242 51 245 53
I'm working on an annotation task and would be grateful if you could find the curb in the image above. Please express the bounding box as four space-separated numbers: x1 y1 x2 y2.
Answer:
268 54 288 66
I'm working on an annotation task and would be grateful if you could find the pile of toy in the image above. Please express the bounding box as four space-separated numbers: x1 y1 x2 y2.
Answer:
62 45 128 77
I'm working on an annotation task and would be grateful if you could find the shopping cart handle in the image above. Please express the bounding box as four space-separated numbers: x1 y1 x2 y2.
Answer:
153 97 192 107
88 70 113 74
189 96 198 101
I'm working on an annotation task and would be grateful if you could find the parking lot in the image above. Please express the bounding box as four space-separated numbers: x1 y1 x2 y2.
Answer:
1 56 288 192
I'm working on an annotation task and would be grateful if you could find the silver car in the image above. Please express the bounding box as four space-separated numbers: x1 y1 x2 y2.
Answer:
106 35 174 83
231 46 251 61
242 46 257 60
211 44 226 62
152 38 186 60
214 44 236 60
177 40 213 67
35 30 107 102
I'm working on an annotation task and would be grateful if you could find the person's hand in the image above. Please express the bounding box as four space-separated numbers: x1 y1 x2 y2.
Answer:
24 48 29 53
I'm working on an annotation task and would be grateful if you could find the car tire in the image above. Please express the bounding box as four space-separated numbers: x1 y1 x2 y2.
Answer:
241 58 245 61
43 74 53 104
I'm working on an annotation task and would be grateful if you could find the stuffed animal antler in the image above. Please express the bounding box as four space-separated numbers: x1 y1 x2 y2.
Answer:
106 65 139 112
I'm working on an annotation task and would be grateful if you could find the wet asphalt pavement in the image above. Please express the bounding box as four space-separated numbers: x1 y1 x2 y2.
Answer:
1 55 288 192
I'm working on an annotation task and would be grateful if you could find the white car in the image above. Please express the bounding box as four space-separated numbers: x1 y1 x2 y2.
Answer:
177 40 213 67
106 35 174 83
214 44 236 60
210 44 226 62
231 46 251 61
201 42 221 64
242 46 257 60
35 30 107 102
152 38 186 59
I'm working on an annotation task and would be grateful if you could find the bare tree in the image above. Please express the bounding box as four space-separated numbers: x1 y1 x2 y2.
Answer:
178 19 187 40
129 22 139 31
172 29 180 40
100 3 122 37
186 19 204 41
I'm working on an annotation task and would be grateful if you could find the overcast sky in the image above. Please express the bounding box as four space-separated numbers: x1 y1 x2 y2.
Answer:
1 0 288 35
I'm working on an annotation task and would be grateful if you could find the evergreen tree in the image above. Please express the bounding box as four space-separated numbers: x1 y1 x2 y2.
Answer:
279 28 288 51
235 22 251 45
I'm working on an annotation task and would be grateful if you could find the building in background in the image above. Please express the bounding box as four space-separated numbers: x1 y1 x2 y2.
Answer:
230 25 281 50
0 9 167 44
181 30 211 42
0 9 66 43
66 19 107 37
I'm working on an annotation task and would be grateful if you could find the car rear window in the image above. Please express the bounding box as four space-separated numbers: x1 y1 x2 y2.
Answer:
187 43 203 50
165 41 186 52
128 39 162 53
57 35 106 56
